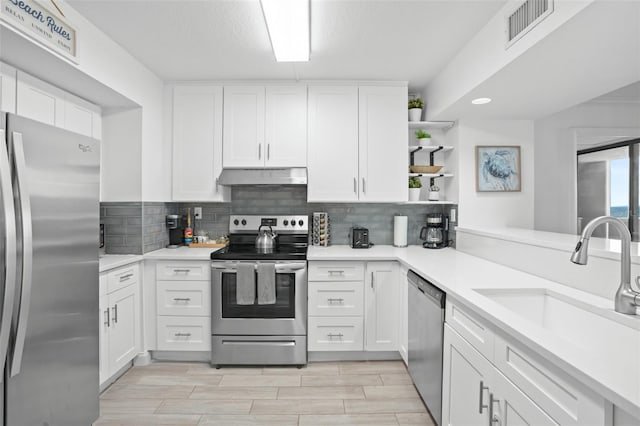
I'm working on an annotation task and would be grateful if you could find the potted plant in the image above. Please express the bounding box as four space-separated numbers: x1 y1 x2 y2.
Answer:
408 98 424 122
414 129 431 146
428 183 440 201
409 176 422 201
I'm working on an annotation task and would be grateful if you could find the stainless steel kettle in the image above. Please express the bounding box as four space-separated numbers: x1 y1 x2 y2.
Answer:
255 225 278 252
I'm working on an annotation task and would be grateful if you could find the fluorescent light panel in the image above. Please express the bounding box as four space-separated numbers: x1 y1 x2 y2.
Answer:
260 0 309 62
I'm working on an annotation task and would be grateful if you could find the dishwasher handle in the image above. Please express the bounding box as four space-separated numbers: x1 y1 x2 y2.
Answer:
407 270 445 308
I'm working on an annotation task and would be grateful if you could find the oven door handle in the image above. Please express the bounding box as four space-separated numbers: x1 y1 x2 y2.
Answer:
275 263 306 272
211 263 306 273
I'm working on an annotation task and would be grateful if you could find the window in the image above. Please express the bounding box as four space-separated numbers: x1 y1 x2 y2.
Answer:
577 139 639 241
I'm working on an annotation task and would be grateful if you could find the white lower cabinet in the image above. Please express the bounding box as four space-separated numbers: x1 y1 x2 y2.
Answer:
308 261 399 354
364 261 399 351
443 302 607 426
398 265 409 365
99 263 141 386
156 260 211 351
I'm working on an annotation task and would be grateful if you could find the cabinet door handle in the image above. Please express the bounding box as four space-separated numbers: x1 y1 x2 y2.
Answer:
258 144 262 160
112 305 118 324
174 332 191 337
479 380 489 413
362 178 366 194
267 143 270 160
119 273 134 282
216 177 219 190
489 393 500 426
173 269 190 273
173 297 191 302
327 333 343 339
328 270 344 276
371 272 374 289
327 298 344 304
353 177 357 194
104 309 110 327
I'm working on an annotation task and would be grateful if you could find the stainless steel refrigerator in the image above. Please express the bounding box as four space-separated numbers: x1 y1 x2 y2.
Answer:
0 112 99 425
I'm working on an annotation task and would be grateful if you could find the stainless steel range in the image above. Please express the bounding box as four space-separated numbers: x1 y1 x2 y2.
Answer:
210 215 308 367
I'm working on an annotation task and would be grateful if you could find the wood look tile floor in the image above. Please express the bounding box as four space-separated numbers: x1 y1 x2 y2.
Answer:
93 360 436 426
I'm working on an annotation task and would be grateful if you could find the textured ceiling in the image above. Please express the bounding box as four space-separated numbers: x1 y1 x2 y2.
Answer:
67 0 506 91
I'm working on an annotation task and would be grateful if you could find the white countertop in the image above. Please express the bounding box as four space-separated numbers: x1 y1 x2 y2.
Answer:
98 254 143 273
143 246 221 260
309 245 640 417
457 226 640 264
99 247 219 272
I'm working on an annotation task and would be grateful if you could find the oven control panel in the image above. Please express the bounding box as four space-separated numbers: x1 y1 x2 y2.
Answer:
229 215 308 232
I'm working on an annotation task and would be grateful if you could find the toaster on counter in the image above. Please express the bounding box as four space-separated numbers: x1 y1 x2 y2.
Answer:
350 226 370 249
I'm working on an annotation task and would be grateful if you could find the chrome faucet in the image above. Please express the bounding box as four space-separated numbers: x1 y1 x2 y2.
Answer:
571 216 640 315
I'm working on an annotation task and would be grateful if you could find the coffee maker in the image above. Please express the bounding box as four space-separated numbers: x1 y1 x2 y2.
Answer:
166 214 183 248
420 213 449 249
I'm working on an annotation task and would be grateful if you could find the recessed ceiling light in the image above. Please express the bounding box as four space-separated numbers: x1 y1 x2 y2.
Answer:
261 0 310 62
472 97 492 105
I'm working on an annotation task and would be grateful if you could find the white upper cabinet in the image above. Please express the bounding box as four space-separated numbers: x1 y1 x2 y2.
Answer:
223 86 265 167
307 84 407 202
223 85 307 168
0 62 17 114
172 85 228 201
307 86 359 202
16 71 65 127
64 91 102 139
16 70 101 139
264 86 307 167
358 86 407 202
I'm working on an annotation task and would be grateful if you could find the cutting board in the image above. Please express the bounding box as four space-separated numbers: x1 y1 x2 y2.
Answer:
188 243 228 248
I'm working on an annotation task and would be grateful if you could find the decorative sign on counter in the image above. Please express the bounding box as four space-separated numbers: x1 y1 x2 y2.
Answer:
1 0 77 61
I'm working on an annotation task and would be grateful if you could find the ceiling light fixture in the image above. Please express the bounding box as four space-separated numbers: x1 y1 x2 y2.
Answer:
260 0 310 62
471 97 492 105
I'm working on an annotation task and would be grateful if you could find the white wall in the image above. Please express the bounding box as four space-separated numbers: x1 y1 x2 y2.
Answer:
58 0 168 201
457 120 535 228
101 109 143 201
2 1 169 201
534 101 640 234
426 0 593 119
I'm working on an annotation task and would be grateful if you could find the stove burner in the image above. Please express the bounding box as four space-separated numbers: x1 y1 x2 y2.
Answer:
211 215 309 261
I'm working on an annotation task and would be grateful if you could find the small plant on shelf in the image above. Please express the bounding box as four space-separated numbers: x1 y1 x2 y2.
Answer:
414 130 431 139
409 176 422 188
409 177 422 201
408 98 424 109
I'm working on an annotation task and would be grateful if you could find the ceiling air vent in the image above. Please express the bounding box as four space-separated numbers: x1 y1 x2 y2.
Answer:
506 0 554 48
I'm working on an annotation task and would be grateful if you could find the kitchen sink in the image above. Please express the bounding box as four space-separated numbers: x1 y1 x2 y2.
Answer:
473 288 640 368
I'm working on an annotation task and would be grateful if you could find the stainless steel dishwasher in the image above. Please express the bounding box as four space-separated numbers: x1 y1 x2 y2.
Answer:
408 270 446 426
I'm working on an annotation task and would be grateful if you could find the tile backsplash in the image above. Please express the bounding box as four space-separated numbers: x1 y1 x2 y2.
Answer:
101 186 458 254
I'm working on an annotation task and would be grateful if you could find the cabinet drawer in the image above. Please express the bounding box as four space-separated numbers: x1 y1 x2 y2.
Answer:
308 281 363 316
107 264 140 294
156 316 211 351
157 281 210 316
445 300 494 360
308 261 364 282
156 261 210 281
308 316 363 351
493 335 605 426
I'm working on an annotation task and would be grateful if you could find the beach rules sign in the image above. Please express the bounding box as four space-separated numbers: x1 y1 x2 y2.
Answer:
1 0 76 60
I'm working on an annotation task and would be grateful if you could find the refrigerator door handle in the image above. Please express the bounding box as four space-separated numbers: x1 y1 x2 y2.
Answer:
0 129 18 383
9 132 33 377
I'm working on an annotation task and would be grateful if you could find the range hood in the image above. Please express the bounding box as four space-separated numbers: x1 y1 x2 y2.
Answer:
218 168 307 186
